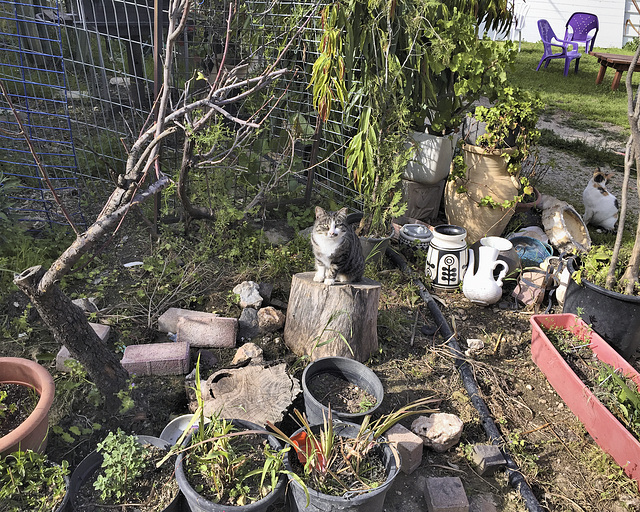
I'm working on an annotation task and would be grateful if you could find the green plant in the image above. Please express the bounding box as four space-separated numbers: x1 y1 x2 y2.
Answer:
268 397 438 496
0 390 17 420
0 450 69 512
93 429 151 502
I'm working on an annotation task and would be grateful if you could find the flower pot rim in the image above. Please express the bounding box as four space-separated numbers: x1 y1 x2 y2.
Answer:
461 142 518 157
567 259 640 303
0 357 55 455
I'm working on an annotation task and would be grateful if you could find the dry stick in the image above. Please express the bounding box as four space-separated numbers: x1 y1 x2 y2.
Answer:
0 79 79 236
410 308 419 346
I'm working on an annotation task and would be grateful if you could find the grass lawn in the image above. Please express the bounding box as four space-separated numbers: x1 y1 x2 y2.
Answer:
507 41 640 131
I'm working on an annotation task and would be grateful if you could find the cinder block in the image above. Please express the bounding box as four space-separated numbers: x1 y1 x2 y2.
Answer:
56 322 111 372
176 315 237 348
386 423 423 474
471 444 506 476
424 476 469 512
157 307 218 333
121 341 190 376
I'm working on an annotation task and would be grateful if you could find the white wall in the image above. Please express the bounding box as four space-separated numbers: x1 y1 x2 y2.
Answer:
507 1 627 49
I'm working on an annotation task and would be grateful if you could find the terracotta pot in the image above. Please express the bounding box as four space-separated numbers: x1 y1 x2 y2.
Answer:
530 313 640 490
0 357 55 455
444 143 519 244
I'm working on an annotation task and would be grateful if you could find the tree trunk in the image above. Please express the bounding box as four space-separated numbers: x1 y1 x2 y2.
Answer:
14 266 129 412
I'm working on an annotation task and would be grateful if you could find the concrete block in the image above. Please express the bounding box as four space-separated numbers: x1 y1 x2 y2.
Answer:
56 322 111 372
386 423 423 474
176 315 237 348
471 444 506 476
121 341 190 376
424 476 469 512
157 307 217 333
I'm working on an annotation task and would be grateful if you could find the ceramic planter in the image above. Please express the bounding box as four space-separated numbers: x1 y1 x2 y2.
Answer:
444 143 519 244
425 224 469 290
403 132 455 185
284 422 399 512
530 313 640 490
0 357 55 456
175 419 286 512
69 435 181 512
302 357 384 425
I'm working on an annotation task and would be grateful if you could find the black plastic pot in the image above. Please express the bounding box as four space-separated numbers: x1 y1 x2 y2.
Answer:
563 262 640 360
68 435 181 512
175 419 286 512
302 357 384 425
284 422 399 512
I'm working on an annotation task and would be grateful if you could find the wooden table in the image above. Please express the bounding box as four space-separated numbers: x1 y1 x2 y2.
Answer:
590 51 640 91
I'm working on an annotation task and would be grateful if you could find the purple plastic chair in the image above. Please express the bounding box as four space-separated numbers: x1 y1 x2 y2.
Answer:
564 12 599 53
536 19 582 76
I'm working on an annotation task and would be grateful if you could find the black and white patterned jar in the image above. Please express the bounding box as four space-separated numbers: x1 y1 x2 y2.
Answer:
425 225 468 290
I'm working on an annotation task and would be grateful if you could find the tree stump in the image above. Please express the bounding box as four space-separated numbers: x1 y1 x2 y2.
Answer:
284 272 381 362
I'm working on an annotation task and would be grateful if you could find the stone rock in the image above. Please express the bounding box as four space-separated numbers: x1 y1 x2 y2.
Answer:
231 342 264 366
258 306 285 333
191 349 218 373
238 308 260 341
259 282 273 305
233 281 263 308
412 413 464 453
72 297 99 313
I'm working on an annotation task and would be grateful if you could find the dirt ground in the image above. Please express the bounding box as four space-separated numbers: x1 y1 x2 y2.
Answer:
6 110 640 511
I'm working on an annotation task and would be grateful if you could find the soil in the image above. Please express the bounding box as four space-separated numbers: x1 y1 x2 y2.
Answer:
0 384 36 437
306 373 378 415
4 109 640 511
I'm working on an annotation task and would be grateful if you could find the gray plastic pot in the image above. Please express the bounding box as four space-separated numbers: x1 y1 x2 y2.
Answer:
175 419 286 512
284 422 399 512
302 357 384 425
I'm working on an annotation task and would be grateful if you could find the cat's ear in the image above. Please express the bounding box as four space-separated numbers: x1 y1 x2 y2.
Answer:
315 206 326 218
337 207 348 217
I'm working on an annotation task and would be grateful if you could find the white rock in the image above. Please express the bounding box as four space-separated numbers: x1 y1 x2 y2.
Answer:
233 281 263 308
231 342 264 366
411 413 464 453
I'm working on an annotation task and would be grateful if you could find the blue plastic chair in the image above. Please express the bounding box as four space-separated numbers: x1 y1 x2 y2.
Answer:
564 12 599 54
536 19 582 76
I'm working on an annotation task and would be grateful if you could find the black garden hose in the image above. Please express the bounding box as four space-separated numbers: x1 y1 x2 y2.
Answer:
386 247 545 512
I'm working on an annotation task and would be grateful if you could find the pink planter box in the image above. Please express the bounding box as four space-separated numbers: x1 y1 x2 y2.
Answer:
530 313 640 490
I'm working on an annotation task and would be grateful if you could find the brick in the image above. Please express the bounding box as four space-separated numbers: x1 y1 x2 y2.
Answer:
424 476 469 512
157 307 217 333
386 423 423 474
471 444 506 476
176 315 237 348
56 323 111 372
121 341 190 376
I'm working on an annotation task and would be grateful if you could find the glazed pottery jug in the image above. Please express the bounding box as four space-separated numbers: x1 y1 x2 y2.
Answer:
462 246 508 305
426 225 468 290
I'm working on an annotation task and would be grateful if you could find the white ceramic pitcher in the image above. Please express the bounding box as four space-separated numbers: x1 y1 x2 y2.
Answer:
462 246 509 306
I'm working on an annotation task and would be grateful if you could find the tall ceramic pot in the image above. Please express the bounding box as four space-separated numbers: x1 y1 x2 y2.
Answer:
403 132 456 184
0 357 55 456
563 260 640 361
444 143 519 244
302 357 384 425
284 422 399 512
425 225 468 291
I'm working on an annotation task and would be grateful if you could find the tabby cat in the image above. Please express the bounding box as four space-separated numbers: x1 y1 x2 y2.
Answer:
311 206 364 285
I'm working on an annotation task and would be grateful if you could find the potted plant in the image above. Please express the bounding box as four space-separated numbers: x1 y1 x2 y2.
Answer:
0 449 69 512
530 313 640 490
0 357 55 456
562 44 640 359
268 398 438 512
68 429 181 512
444 88 544 244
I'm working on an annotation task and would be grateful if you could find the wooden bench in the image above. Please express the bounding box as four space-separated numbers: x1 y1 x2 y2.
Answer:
590 51 640 91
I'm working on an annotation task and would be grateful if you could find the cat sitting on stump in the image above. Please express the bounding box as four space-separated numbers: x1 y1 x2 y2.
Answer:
311 207 365 285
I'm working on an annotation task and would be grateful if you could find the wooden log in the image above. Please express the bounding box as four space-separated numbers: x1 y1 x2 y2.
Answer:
284 272 381 362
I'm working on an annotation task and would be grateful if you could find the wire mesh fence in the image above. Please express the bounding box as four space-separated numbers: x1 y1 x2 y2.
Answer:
0 0 360 230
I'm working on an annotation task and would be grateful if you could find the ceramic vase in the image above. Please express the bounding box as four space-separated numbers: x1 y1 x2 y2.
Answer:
425 225 468 291
462 246 508 305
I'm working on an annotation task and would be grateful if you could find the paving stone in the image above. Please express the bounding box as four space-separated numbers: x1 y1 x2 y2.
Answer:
471 444 507 476
176 314 237 348
469 493 499 512
424 476 469 512
157 307 217 334
386 423 423 474
121 341 190 376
